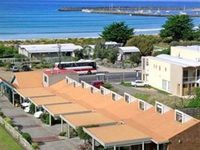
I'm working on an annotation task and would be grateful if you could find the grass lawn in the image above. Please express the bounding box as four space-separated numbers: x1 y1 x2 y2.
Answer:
0 125 23 150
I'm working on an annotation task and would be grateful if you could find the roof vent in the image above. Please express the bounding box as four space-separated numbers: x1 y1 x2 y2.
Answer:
138 100 153 111
155 101 171 114
124 93 138 104
175 110 192 123
111 92 122 101
100 86 111 95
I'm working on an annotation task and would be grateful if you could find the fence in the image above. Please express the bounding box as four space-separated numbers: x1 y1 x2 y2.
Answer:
0 116 33 150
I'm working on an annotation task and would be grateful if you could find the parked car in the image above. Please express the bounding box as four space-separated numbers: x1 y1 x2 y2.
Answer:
21 65 31 71
34 111 43 118
10 66 19 72
91 80 104 89
131 80 148 87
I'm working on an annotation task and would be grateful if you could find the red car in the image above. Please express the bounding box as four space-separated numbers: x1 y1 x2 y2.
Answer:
91 80 104 89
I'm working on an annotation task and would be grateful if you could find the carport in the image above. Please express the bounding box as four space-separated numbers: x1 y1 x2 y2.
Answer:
15 87 55 107
60 112 117 137
43 103 91 126
84 124 151 150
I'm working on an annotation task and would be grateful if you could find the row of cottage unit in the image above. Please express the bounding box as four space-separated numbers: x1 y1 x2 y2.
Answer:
142 45 200 97
18 42 140 61
0 70 200 150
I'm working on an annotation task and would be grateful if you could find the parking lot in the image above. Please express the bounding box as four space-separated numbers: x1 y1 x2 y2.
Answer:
0 95 83 150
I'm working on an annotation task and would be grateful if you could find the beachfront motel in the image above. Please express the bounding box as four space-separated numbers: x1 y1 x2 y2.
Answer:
0 70 200 150
142 46 200 97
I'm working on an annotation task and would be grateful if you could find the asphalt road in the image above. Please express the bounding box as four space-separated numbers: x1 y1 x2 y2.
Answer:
79 71 141 83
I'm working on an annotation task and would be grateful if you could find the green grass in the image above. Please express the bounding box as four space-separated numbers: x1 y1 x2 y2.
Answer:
120 82 132 87
186 100 200 108
0 125 23 150
133 93 150 101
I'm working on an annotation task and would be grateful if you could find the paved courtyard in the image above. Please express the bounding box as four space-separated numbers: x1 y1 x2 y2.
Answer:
0 95 84 150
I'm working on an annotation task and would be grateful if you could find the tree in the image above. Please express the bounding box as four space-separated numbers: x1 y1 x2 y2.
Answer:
100 22 134 45
126 35 158 56
160 15 194 41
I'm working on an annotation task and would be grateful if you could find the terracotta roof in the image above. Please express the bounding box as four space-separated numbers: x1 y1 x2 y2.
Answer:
30 95 70 107
17 87 54 98
14 71 43 89
50 80 200 144
44 68 76 76
43 103 91 116
61 112 117 129
84 124 150 147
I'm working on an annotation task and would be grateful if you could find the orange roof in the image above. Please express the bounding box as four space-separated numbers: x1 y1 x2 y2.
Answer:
50 80 200 143
43 103 91 116
30 95 70 107
84 124 150 147
14 71 43 89
17 87 55 98
61 112 117 129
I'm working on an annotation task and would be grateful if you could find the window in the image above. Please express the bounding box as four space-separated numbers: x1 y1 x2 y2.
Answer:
44 76 47 83
159 66 161 71
81 82 84 88
73 82 76 87
112 93 116 100
176 111 183 123
125 95 129 103
100 88 104 95
139 101 145 110
165 67 167 72
156 103 163 114
90 87 94 93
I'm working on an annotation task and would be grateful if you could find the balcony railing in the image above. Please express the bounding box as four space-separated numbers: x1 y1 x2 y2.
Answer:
183 76 200 83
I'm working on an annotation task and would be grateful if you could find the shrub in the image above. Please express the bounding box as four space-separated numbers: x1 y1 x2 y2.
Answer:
0 112 5 118
40 113 49 124
29 103 35 114
22 132 32 144
4 117 13 125
59 131 66 136
77 127 90 141
102 83 113 89
32 142 39 150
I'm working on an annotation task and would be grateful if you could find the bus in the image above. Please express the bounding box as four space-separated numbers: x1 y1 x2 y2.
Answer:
55 60 97 74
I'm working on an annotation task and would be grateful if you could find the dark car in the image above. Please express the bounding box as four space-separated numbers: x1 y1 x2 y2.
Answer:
21 65 31 71
91 80 104 89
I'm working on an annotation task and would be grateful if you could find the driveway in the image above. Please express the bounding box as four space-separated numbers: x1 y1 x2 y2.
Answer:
0 95 83 150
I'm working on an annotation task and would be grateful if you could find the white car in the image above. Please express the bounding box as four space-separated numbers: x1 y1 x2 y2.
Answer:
34 111 43 118
131 80 148 87
24 106 30 113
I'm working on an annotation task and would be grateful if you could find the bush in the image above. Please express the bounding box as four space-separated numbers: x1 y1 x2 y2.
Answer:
29 103 35 114
22 132 32 144
4 117 13 125
59 131 66 136
0 112 5 118
103 83 113 89
77 127 90 141
40 113 50 124
32 142 39 150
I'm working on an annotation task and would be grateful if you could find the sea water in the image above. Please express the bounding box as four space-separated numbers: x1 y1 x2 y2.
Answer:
0 0 200 40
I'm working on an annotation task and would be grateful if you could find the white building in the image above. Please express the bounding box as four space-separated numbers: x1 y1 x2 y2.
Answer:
18 44 82 59
171 45 200 62
118 46 140 61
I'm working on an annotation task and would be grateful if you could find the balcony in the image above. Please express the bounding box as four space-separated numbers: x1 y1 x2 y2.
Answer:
183 76 200 83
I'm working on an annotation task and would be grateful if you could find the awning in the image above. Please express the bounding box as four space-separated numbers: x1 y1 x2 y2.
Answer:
61 112 117 129
17 87 55 98
84 124 151 147
43 103 91 117
30 95 71 107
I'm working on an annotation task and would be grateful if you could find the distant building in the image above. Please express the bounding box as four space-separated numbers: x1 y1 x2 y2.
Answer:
142 54 200 97
18 44 82 59
105 41 122 48
118 46 140 61
171 46 200 62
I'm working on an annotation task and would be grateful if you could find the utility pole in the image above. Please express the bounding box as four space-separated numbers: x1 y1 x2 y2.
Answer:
58 44 61 69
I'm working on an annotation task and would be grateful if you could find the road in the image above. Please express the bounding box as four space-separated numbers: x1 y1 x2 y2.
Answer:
79 71 141 83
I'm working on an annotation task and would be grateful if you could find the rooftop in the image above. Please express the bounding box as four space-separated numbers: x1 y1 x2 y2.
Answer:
119 46 140 53
84 124 151 147
154 54 200 67
43 103 91 117
19 43 82 53
30 95 70 107
61 112 116 129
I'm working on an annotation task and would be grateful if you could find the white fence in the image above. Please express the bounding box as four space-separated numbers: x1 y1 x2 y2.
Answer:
0 116 33 150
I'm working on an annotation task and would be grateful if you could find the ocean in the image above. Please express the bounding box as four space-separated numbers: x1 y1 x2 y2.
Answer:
0 0 200 40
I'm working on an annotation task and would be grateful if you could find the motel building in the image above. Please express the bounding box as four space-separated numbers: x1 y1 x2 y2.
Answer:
0 70 200 150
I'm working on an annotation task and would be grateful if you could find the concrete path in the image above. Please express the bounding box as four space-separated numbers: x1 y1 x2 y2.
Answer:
0 95 83 150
